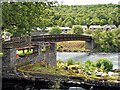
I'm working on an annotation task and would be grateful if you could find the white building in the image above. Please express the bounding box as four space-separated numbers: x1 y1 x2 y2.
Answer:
45 27 71 34
103 25 117 30
89 25 103 30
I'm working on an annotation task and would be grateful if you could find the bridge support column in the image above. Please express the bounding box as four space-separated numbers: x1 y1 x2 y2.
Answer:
85 40 94 50
2 48 16 74
44 43 56 66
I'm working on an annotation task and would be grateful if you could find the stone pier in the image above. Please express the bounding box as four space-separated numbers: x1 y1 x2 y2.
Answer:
85 40 94 50
43 43 56 66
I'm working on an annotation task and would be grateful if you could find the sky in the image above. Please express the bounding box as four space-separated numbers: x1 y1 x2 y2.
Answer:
54 0 120 5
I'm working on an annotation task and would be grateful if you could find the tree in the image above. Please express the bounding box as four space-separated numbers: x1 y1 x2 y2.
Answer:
71 25 83 35
84 29 93 35
2 1 55 36
96 58 113 71
48 26 62 34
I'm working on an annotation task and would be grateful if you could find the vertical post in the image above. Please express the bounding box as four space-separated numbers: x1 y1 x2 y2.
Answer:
10 48 17 68
37 42 44 62
47 43 56 66
85 40 94 50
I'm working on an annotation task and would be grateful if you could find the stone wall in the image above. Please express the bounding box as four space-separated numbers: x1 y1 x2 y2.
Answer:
2 42 57 74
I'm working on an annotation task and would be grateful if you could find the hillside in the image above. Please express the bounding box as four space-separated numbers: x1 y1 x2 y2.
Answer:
51 4 119 27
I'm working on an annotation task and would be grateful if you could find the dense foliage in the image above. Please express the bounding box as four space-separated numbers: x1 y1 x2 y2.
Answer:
96 58 113 71
2 3 119 36
69 25 83 34
2 1 55 36
52 4 119 27
48 26 62 34
91 29 120 52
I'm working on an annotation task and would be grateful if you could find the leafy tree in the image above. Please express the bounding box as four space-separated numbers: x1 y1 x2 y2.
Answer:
96 58 113 71
71 25 83 35
52 4 119 26
48 26 62 34
2 1 55 36
84 29 93 35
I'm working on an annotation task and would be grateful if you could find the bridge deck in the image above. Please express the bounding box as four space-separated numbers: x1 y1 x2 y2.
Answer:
31 34 92 42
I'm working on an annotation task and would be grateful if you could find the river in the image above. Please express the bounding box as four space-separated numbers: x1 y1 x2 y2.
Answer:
57 52 120 70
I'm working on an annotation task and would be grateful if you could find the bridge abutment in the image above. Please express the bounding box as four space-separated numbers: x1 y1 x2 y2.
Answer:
44 43 56 66
85 40 94 50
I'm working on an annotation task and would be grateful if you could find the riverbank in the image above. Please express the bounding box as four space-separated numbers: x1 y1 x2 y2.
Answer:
2 72 120 90
56 41 91 52
17 60 120 82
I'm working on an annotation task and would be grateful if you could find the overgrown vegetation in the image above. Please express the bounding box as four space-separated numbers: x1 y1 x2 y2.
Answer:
48 26 62 34
88 29 120 52
68 25 83 34
96 58 113 72
18 58 120 82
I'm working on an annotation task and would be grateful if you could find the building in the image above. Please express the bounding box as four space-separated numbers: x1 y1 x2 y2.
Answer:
103 25 117 30
45 27 71 34
89 25 103 30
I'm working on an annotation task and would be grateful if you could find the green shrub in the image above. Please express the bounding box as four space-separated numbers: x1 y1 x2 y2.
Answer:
84 60 95 74
96 58 113 71
67 58 74 66
48 26 62 34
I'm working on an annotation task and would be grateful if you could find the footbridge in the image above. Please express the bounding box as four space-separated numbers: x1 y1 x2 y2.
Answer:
31 34 94 50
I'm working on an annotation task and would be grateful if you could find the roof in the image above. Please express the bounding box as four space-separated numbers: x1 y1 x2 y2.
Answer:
89 25 102 29
60 27 71 30
81 25 88 28
103 25 117 29
45 27 71 31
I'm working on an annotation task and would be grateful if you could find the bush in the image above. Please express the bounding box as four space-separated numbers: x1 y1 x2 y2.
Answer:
96 58 113 71
84 60 95 74
71 25 83 35
67 58 74 66
48 26 62 34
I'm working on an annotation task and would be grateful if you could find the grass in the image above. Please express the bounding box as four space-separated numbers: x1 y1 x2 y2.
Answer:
18 62 67 76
